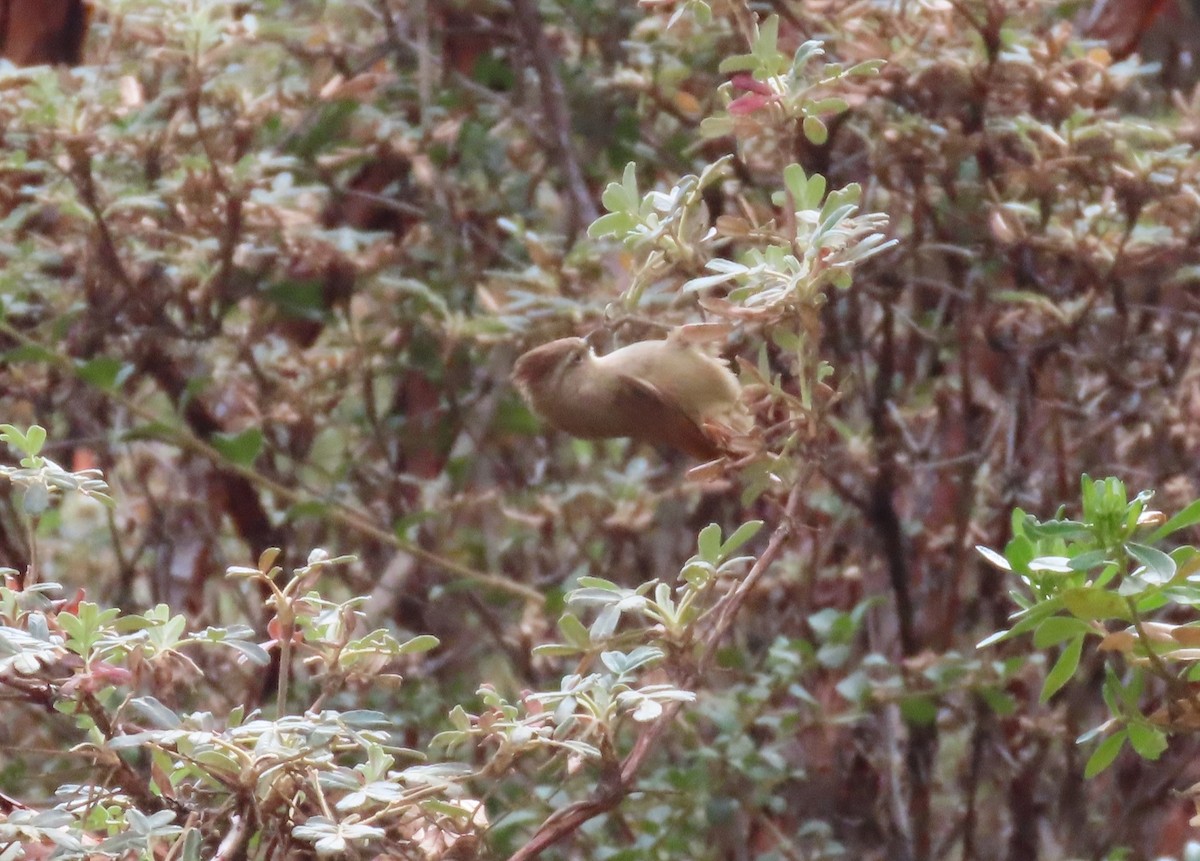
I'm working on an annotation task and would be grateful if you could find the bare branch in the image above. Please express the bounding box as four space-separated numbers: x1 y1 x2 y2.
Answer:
509 0 599 239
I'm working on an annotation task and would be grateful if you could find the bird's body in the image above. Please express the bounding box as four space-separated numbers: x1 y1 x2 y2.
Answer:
512 334 748 460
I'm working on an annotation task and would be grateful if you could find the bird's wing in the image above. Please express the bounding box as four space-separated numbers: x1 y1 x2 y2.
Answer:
615 373 722 461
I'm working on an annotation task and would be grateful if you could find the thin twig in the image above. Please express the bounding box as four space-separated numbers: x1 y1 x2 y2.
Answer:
509 0 598 239
212 813 250 861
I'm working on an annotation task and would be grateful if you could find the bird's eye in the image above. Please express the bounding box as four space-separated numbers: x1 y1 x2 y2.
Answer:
568 351 583 365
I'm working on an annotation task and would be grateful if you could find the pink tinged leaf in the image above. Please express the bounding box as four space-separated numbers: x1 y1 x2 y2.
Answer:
729 73 772 95
728 93 773 115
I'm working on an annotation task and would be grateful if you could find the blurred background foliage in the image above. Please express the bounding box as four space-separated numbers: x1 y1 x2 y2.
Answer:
4 0 1200 858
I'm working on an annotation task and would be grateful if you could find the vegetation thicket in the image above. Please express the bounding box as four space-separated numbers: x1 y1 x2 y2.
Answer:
3 1 1200 859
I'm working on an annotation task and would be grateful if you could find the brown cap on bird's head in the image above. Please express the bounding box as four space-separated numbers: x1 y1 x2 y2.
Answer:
511 338 588 395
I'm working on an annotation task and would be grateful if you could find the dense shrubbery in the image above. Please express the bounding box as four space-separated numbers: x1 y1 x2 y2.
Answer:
4 0 1200 859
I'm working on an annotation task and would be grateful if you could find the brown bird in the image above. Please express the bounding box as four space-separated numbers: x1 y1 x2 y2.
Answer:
512 332 748 460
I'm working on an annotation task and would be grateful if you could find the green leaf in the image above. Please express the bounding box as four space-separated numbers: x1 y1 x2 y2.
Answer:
575 576 621 591
790 39 824 74
1093 562 1121 589
557 613 591 649
803 173 827 210
121 421 182 443
697 524 722 564
807 607 842 639
77 356 131 391
782 163 807 203
1061 587 1131 622
755 15 780 61
590 604 620 640
210 429 264 467
1 344 57 365
588 211 636 238
816 642 850 668
262 279 326 319
716 55 757 74
1022 517 1088 539
0 424 27 453
816 203 857 238
1033 616 1089 648
1067 549 1109 572
24 425 46 456
422 799 479 821
601 646 663 675
1126 542 1176 585
447 705 471 732
600 182 630 215
1005 534 1035 572
978 595 1064 648
720 521 763 556
598 168 634 216
619 161 639 208
1084 730 1126 777
221 638 271 665
1147 497 1200 543
834 669 870 705
978 687 1016 716
802 115 828 145
398 635 439 654
532 643 582 658
1117 571 1155 598
1100 666 1123 715
1127 722 1167 760
899 695 938 726
286 100 359 158
1118 665 1145 710
1040 634 1083 702
846 59 886 76
823 182 861 211
699 115 736 139
131 696 182 729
